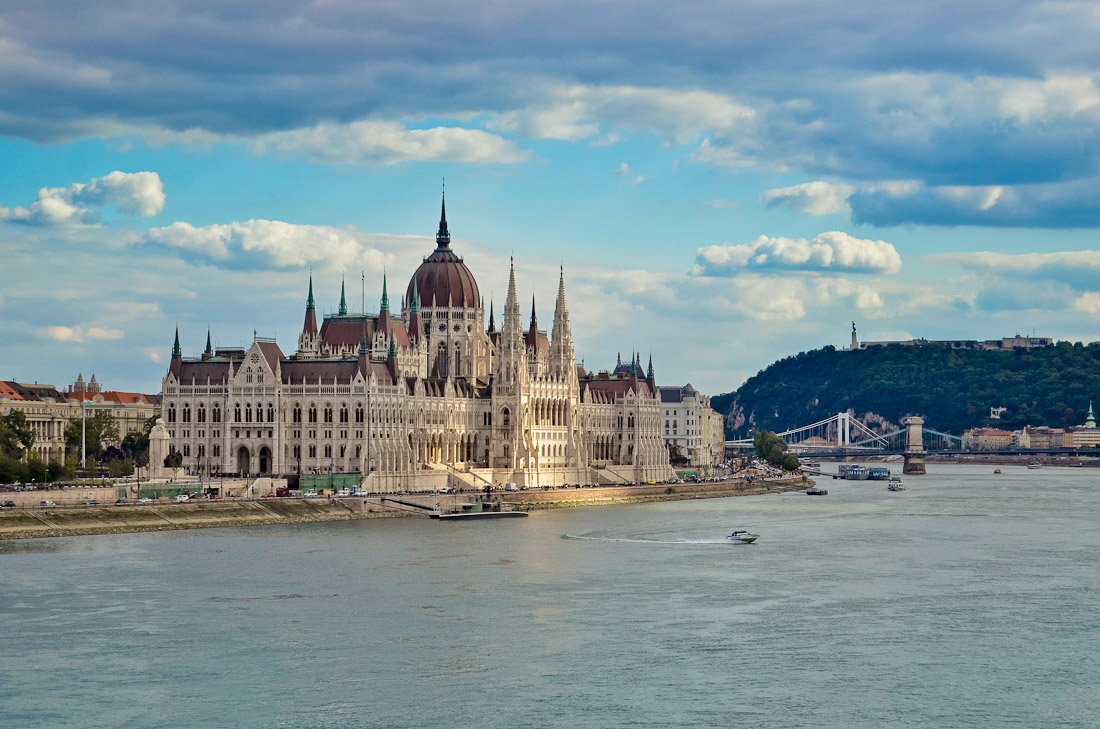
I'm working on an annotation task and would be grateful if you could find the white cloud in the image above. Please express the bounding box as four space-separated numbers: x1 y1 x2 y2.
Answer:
694 232 902 276
489 83 755 145
763 181 853 215
0 171 164 226
43 325 124 343
613 162 644 184
254 121 531 165
146 219 409 271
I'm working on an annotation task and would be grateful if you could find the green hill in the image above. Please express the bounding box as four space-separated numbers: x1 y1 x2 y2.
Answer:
713 342 1100 438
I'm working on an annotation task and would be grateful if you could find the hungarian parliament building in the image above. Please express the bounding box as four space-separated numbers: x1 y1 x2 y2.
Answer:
160 198 672 489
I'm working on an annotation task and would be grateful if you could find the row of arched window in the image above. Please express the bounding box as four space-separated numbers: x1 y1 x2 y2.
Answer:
167 403 221 424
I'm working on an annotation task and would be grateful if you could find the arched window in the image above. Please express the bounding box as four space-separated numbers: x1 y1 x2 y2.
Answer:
167 404 177 423
308 405 317 423
340 404 349 423
212 405 221 423
182 404 191 423
502 408 510 427
355 405 364 423
234 403 242 422
293 404 302 423
264 404 272 422
324 405 333 423
245 404 253 423
198 405 206 423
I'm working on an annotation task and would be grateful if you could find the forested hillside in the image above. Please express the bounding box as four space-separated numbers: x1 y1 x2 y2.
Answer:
712 342 1100 438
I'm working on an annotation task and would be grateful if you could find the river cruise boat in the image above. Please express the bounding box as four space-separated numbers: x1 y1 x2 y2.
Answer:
869 467 891 480
806 487 829 496
840 465 869 480
887 476 905 491
431 497 528 520
726 530 759 544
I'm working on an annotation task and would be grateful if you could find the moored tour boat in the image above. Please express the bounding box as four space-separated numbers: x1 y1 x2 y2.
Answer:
806 487 829 496
887 476 905 491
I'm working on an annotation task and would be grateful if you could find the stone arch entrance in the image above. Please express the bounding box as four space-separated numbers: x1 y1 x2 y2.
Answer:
237 446 250 476
258 446 271 474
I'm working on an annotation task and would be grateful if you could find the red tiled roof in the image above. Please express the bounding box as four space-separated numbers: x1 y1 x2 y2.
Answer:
0 381 23 399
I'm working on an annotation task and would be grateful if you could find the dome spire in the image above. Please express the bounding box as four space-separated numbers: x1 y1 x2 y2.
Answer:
436 190 450 249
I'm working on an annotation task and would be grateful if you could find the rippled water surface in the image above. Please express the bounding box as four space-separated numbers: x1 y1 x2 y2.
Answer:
2 464 1098 728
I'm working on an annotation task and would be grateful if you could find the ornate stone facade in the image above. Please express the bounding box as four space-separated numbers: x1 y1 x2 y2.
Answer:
160 198 672 490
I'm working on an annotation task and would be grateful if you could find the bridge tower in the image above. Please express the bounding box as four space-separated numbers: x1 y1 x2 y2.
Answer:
902 416 926 475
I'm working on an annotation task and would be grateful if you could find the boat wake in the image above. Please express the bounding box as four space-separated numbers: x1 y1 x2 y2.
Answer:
562 535 738 545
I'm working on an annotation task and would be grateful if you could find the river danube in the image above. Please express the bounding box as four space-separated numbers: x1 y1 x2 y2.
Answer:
2 464 1097 728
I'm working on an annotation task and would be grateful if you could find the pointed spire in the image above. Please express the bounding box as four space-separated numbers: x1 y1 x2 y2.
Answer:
1089 401 1096 426
435 192 451 249
204 328 213 356
172 326 181 358
487 300 496 333
529 294 538 330
302 275 318 337
380 272 390 312
387 333 397 359
647 353 654 379
339 276 347 316
410 280 420 314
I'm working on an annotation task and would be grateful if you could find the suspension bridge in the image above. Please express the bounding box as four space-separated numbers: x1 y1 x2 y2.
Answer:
725 413 1077 474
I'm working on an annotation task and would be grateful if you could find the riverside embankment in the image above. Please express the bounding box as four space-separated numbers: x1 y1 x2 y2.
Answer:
0 474 809 540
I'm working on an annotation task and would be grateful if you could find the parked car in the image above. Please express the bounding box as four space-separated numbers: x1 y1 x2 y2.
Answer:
138 497 153 503
173 494 189 502
303 490 320 498
83 499 99 505
335 488 351 497
505 483 519 491
1 500 16 508
40 500 56 507
115 498 129 505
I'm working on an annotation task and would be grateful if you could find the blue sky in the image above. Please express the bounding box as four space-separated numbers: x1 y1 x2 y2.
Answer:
4 1 1100 396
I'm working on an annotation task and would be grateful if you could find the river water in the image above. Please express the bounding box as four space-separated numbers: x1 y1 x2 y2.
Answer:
2 464 1097 728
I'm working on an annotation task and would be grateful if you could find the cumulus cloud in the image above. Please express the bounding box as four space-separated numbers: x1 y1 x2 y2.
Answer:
613 162 644 184
693 232 902 276
0 171 165 226
43 325 124 343
146 219 406 271
763 181 853 215
489 83 755 145
254 121 531 165
929 250 1100 290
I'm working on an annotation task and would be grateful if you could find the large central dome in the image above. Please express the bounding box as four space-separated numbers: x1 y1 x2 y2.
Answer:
406 196 480 310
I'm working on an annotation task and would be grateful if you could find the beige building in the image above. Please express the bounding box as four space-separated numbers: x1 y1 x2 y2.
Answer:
659 384 725 468
0 375 158 462
963 427 1014 448
160 198 673 490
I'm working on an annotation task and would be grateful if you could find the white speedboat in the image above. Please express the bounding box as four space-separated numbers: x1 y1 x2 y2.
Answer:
887 476 905 491
1027 462 1042 470
727 530 759 544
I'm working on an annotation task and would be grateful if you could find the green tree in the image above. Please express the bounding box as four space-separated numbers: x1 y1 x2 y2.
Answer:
25 451 47 482
781 454 801 472
0 410 35 458
753 430 789 467
64 411 120 463
0 454 27 484
108 458 135 477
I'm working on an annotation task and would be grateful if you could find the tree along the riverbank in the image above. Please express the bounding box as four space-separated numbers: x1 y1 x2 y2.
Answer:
714 340 1100 438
